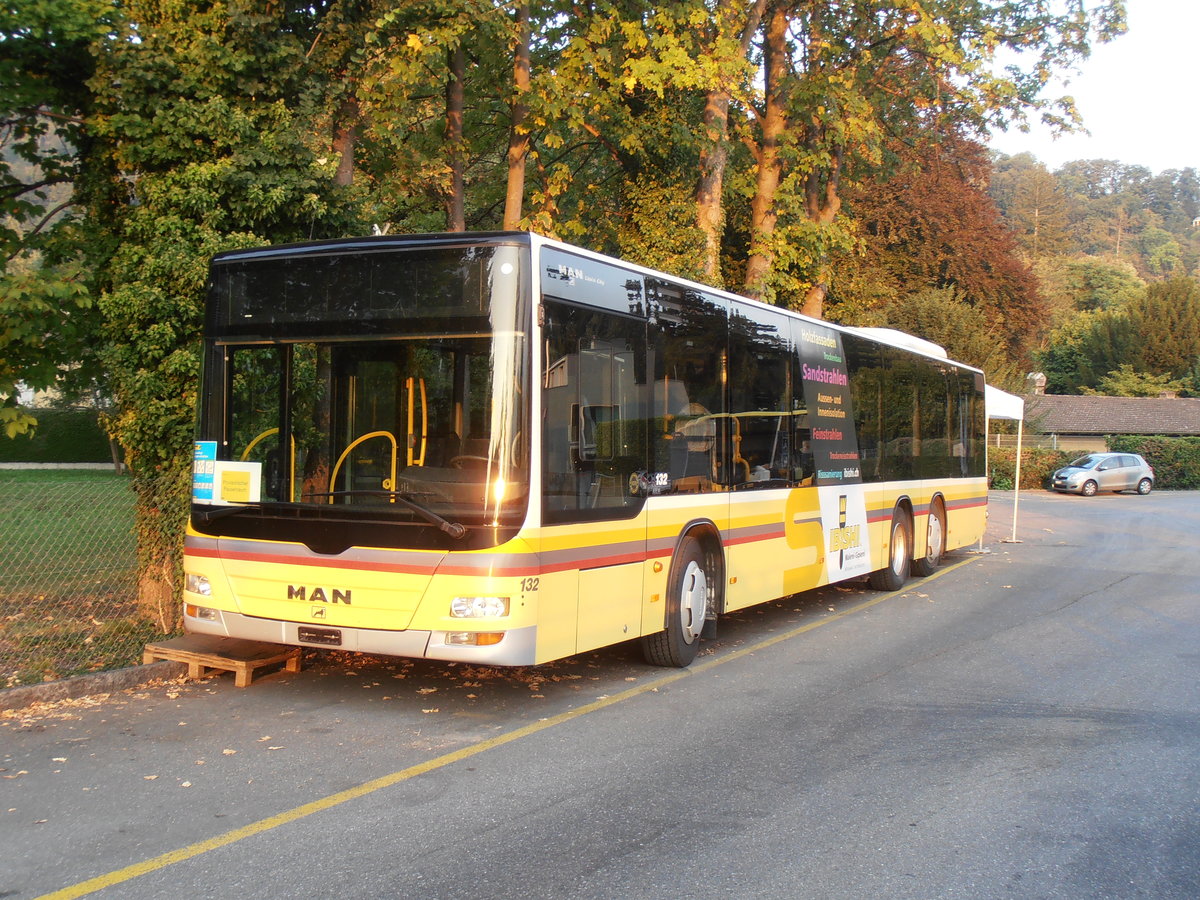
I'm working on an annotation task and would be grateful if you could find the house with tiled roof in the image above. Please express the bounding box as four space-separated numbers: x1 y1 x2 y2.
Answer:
1023 390 1200 452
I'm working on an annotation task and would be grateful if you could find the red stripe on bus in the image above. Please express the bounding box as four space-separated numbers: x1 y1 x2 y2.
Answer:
185 494 987 578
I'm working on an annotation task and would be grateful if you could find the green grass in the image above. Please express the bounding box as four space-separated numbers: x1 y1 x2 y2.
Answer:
0 472 136 594
0 471 149 686
0 468 125 484
2 615 160 687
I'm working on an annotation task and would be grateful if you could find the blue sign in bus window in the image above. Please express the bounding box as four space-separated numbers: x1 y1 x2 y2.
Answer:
193 441 218 502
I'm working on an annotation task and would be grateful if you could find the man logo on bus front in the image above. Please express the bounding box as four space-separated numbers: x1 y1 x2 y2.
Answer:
288 584 352 605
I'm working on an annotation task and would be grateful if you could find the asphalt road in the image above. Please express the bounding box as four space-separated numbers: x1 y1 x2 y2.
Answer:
4 490 1198 900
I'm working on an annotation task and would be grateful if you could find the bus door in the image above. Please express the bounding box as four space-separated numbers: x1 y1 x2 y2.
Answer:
329 352 403 501
542 303 647 655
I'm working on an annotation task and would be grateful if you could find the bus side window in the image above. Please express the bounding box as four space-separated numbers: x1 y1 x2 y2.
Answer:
794 424 814 484
727 304 791 489
648 282 728 493
844 335 883 484
542 300 649 522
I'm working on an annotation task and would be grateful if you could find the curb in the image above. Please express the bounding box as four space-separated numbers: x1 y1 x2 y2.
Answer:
1 661 188 714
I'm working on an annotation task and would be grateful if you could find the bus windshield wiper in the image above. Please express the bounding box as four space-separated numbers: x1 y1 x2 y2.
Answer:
305 490 468 539
193 503 264 524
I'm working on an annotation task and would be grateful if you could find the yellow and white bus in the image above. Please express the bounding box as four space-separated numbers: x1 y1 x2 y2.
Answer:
184 232 987 667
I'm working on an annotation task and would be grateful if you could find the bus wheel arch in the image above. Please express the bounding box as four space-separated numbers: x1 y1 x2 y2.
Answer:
870 501 912 592
912 494 946 577
641 522 723 667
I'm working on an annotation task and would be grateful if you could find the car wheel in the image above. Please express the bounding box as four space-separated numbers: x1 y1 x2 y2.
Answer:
870 509 911 591
641 535 712 667
1081 480 1098 497
1137 478 1153 495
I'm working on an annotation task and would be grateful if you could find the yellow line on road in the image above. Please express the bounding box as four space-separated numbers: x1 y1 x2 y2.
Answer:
39 557 975 899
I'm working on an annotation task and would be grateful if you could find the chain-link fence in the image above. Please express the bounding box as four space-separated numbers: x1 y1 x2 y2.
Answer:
0 472 165 688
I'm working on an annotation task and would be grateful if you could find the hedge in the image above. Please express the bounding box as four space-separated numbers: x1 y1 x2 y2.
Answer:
988 447 1074 491
0 409 115 463
989 436 1200 491
1107 436 1200 490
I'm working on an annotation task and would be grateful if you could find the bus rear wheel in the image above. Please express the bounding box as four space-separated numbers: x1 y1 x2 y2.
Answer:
642 535 711 667
869 509 911 591
912 499 945 577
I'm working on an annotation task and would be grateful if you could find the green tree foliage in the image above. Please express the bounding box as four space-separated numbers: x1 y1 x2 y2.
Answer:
1032 255 1144 327
1126 278 1200 378
0 0 1132 627
988 447 1073 491
831 130 1043 361
1080 365 1186 398
872 287 1020 388
992 153 1200 395
1008 166 1074 258
731 0 1126 317
1007 157 1200 280
0 0 114 435
1107 436 1200 491
1036 308 1138 394
78 0 348 627
0 260 93 436
1036 277 1200 394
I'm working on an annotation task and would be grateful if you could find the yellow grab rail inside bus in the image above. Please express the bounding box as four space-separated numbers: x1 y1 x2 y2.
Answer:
406 376 427 467
240 427 297 500
329 431 399 502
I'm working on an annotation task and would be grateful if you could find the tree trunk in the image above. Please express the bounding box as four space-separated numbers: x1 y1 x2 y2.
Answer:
445 44 466 232
696 90 730 285
138 557 175 634
332 95 359 188
697 0 766 285
743 2 788 301
503 0 532 230
798 143 843 319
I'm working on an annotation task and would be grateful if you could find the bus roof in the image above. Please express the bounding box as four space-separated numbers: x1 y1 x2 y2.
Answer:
209 230 980 375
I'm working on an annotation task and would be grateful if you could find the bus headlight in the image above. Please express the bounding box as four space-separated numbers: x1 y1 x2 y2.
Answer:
450 596 509 618
185 573 212 597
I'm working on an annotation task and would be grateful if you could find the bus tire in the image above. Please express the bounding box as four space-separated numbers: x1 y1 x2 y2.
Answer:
642 535 710 667
869 509 911 592
911 498 945 577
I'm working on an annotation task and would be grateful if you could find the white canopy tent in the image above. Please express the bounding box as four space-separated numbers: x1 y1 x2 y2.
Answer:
985 384 1025 542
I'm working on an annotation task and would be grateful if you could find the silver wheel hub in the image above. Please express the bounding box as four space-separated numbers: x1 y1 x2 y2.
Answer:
891 525 908 575
678 560 708 644
927 514 943 562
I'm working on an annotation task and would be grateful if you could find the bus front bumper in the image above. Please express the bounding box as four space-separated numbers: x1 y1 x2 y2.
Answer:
182 607 538 666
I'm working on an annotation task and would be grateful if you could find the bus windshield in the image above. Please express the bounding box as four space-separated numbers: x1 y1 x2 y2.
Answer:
193 241 529 549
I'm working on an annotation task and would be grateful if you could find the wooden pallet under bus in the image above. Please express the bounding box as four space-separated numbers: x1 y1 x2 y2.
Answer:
143 635 302 688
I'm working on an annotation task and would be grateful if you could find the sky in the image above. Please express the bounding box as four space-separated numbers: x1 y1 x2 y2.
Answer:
987 0 1200 174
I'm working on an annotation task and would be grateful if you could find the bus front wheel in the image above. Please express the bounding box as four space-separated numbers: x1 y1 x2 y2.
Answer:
869 509 911 591
642 536 711 667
